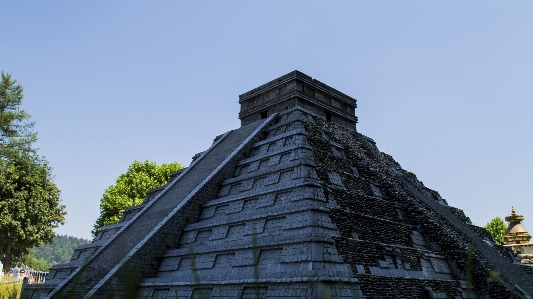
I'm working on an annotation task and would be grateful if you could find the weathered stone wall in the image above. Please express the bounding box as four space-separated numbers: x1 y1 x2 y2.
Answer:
303 117 530 298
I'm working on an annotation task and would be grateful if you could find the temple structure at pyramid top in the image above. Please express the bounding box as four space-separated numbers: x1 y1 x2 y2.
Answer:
238 71 357 129
23 71 533 299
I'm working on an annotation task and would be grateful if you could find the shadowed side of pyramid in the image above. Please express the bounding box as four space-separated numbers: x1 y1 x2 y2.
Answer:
302 116 533 298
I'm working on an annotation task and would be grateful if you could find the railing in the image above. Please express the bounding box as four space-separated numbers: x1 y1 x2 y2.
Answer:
0 267 49 285
24 269 48 284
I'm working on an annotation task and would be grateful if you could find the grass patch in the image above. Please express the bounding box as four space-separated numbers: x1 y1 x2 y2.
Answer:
0 277 22 299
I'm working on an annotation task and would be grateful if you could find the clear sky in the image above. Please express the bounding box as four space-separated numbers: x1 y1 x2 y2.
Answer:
1 0 532 240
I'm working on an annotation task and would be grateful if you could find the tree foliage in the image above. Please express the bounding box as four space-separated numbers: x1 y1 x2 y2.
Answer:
485 217 507 245
0 72 36 156
92 160 183 238
0 72 66 270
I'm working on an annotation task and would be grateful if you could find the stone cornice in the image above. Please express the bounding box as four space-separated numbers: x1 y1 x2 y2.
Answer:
238 70 356 105
238 90 357 122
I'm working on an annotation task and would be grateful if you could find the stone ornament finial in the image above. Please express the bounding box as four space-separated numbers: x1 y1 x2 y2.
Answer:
506 206 524 224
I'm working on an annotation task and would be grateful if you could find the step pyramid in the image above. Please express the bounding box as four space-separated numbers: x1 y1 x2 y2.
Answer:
23 71 532 299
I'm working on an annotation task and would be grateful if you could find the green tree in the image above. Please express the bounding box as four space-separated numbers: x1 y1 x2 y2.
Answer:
92 160 183 238
0 72 36 157
485 217 507 245
0 72 66 270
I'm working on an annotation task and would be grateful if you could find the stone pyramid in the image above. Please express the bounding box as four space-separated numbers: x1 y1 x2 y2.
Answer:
23 71 532 299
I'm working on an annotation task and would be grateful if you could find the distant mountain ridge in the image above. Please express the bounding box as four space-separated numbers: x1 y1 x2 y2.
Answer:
30 235 90 267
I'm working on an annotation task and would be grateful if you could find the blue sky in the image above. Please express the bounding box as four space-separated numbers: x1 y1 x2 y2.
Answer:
1 0 532 240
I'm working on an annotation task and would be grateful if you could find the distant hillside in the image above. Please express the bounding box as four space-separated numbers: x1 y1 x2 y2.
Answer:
30 235 90 266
